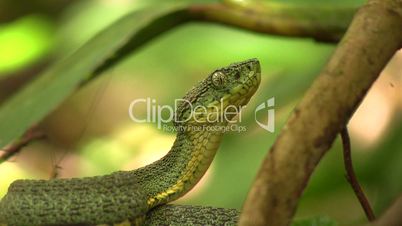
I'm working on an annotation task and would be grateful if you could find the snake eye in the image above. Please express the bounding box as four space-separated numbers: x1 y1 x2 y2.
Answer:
212 71 227 88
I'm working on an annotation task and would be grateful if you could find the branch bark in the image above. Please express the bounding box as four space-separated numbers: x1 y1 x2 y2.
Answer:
94 2 354 76
0 125 44 164
239 0 402 225
188 3 354 43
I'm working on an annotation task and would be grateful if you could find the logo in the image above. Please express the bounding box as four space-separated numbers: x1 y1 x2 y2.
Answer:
128 98 245 132
254 97 275 132
128 97 275 133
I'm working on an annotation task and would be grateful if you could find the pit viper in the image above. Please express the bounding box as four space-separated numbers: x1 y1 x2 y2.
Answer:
0 59 261 226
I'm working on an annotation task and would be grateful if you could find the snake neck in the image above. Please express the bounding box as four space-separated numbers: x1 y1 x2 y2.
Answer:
135 126 224 209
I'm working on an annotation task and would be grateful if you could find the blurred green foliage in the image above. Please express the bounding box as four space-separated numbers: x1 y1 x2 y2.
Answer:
1 0 401 225
0 15 54 75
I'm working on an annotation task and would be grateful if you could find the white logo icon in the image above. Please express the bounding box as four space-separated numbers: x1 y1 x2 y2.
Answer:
255 97 275 132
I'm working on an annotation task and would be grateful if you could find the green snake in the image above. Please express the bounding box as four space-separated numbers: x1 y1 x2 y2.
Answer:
0 59 261 226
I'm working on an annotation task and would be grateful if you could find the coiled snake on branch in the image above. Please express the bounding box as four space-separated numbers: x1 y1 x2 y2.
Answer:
0 59 261 226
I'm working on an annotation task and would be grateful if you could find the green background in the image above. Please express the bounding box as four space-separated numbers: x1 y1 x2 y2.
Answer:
0 1 401 225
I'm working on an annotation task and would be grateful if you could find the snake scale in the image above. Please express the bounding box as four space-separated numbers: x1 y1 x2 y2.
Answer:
0 59 261 226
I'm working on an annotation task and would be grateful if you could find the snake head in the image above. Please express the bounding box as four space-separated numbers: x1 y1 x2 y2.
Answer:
175 59 261 127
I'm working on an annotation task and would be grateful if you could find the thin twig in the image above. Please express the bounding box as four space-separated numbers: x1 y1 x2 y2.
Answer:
0 125 46 164
340 127 375 221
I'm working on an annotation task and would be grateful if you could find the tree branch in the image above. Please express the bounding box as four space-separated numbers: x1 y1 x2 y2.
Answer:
0 125 45 164
239 0 402 225
92 2 354 77
189 2 355 43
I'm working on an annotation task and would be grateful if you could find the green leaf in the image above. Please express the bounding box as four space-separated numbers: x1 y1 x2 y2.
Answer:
292 216 337 226
0 4 189 147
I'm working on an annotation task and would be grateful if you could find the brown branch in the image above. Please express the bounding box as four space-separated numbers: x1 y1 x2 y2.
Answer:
89 2 354 81
93 2 354 78
238 0 402 225
0 125 45 164
188 3 355 43
340 127 375 221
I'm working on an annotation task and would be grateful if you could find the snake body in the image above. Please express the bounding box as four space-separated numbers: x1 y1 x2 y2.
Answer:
0 59 261 226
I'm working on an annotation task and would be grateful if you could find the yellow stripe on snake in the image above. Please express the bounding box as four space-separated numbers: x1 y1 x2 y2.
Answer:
0 59 261 226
